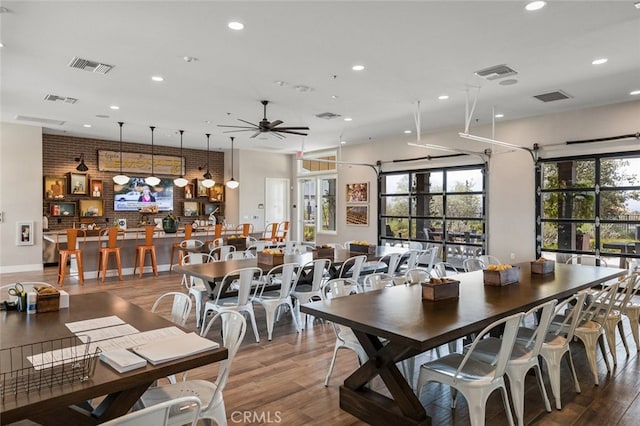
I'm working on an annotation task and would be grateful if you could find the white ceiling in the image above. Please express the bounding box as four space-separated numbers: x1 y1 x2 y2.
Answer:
1 1 639 153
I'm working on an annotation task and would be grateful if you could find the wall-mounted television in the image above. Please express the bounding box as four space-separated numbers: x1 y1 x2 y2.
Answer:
114 177 174 212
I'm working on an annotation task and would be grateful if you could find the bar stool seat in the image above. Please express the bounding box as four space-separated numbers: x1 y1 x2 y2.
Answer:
97 227 124 283
133 225 158 278
170 224 193 271
57 229 86 286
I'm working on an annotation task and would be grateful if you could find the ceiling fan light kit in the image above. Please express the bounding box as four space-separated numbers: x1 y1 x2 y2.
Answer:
217 100 309 139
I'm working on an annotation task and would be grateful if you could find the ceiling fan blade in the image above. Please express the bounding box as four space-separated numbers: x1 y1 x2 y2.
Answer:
272 126 310 131
237 119 259 127
250 131 262 138
271 132 286 139
273 129 308 136
222 129 255 133
268 120 283 128
217 124 256 129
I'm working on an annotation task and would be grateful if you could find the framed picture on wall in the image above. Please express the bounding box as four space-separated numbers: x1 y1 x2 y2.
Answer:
203 202 221 216
68 172 88 195
16 221 34 246
208 183 225 202
50 202 76 217
79 199 104 217
90 179 103 197
346 182 368 203
346 205 368 226
184 183 194 199
195 179 209 197
44 176 67 200
183 201 201 217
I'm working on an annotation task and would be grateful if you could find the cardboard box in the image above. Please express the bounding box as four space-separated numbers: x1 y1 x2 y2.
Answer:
257 251 284 266
483 266 521 286
531 260 555 274
421 279 460 301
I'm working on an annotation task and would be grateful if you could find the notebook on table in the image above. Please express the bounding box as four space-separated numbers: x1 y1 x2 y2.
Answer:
132 332 220 365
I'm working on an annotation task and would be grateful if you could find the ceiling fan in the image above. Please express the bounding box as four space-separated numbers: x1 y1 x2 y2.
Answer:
217 100 309 139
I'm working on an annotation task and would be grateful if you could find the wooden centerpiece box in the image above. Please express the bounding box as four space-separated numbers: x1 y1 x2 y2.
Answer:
483 265 521 286
35 286 60 313
531 259 555 274
257 249 284 266
226 235 247 251
350 242 376 259
421 278 460 301
314 245 335 260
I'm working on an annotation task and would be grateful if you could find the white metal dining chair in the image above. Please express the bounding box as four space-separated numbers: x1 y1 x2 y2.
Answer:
208 245 236 261
463 258 485 272
478 254 501 266
337 255 367 284
565 255 608 267
291 258 331 329
379 252 402 275
466 299 557 426
416 312 524 426
320 278 364 386
362 273 392 291
405 267 430 285
431 262 459 278
616 273 640 351
103 396 202 426
201 267 262 343
181 252 215 328
254 262 302 340
139 311 246 426
151 292 193 327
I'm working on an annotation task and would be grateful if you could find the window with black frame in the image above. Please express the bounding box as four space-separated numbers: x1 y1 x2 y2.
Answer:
379 165 486 269
536 152 640 268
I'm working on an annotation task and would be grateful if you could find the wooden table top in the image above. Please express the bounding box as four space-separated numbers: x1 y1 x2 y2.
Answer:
302 262 627 351
0 292 228 425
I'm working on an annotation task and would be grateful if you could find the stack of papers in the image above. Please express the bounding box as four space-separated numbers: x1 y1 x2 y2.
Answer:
132 332 220 365
100 349 147 373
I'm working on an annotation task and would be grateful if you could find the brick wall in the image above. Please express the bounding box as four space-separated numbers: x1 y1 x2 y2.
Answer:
43 134 224 231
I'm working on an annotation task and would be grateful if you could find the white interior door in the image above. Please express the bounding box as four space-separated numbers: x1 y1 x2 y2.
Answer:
265 178 289 227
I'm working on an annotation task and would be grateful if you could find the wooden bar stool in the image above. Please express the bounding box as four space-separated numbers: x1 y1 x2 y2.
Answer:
170 224 193 271
57 229 86 286
260 223 278 242
236 223 254 236
97 227 124 283
133 225 158 278
276 221 289 242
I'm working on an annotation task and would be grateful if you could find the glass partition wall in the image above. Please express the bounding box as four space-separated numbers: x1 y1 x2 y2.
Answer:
536 152 640 268
379 165 486 268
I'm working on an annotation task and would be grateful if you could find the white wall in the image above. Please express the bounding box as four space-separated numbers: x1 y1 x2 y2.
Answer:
0 122 44 273
235 149 292 233
329 100 640 262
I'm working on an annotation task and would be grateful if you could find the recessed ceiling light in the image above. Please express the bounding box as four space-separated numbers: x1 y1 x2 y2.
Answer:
83 124 92 128
331 95 339 99
0 42 4 48
404 130 412 134
630 90 640 96
273 80 287 87
151 76 164 82
592 58 608 65
344 117 353 122
495 114 504 118
438 95 449 100
634 1 640 9
499 79 519 86
183 56 198 63
340 140 347 145
525 1 546 11
228 21 244 31
110 105 119 110
352 65 365 71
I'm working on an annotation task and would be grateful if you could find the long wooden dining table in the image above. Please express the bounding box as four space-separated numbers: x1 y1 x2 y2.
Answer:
301 262 627 425
0 292 228 426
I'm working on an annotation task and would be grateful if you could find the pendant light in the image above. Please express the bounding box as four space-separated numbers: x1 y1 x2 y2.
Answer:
173 130 189 187
201 133 215 188
226 136 239 189
145 126 161 186
113 121 130 185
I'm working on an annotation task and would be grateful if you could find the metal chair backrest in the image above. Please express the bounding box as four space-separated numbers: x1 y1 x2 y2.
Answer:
151 292 193 327
99 227 123 249
405 267 430 284
380 252 402 275
298 258 331 292
136 225 156 246
320 278 360 301
260 262 301 299
215 267 262 305
63 228 86 251
565 255 608 267
183 224 193 240
580 281 620 323
338 255 367 281
209 245 236 261
101 396 201 426
432 261 459 278
549 291 587 342
463 258 484 272
416 247 439 272
363 273 392 291
478 254 501 266
263 223 278 240
520 299 558 356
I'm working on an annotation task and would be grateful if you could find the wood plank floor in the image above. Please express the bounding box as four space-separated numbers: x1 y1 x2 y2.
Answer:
2 268 639 425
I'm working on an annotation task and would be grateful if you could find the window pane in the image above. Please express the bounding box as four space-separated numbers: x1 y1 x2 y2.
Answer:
600 223 640 245
542 160 595 189
445 220 484 240
381 196 409 216
382 218 409 239
541 222 595 250
300 155 337 173
414 171 443 193
446 169 483 192
446 194 483 218
542 191 595 219
600 189 640 219
381 174 409 194
319 178 336 231
414 194 442 216
600 157 640 187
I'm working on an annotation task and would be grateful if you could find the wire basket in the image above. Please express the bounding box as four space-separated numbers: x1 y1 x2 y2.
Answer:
0 335 101 401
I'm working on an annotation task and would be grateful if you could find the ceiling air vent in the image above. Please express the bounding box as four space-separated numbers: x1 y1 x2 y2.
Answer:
67 56 114 74
474 64 518 80
533 90 572 102
15 115 66 126
43 94 78 104
315 112 342 120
